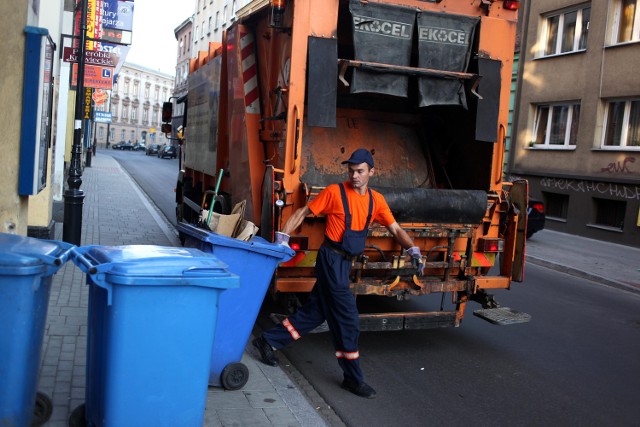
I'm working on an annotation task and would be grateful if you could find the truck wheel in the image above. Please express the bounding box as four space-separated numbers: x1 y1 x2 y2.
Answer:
221 362 249 390
68 403 86 427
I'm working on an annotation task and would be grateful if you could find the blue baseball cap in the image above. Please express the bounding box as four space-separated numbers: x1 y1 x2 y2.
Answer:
341 148 374 168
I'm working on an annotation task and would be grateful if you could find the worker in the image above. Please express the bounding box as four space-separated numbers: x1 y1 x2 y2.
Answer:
253 148 424 399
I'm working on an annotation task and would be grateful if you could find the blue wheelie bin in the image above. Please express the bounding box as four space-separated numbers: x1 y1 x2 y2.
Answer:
70 245 239 427
177 222 294 390
0 233 74 427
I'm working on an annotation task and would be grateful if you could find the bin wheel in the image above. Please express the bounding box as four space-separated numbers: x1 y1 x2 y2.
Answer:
68 403 87 427
221 362 249 390
31 391 53 427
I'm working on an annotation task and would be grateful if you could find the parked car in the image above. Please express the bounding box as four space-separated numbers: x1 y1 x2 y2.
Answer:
527 199 545 238
132 143 146 151
114 141 134 151
158 145 177 159
145 143 160 156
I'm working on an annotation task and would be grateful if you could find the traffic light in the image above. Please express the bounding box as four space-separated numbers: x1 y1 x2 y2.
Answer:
161 102 172 135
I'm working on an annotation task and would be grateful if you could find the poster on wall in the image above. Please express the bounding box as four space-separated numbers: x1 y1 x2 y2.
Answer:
19 27 55 196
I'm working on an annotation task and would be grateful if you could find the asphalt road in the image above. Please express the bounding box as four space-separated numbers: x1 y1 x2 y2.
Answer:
108 149 640 427
266 264 640 427
107 148 179 225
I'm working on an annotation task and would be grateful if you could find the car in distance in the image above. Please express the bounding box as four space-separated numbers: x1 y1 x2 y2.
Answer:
132 143 146 151
527 199 545 238
158 145 177 159
145 143 160 156
111 141 125 150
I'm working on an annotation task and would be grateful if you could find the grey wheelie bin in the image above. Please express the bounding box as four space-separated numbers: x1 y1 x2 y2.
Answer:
177 222 295 390
69 245 239 427
0 233 74 427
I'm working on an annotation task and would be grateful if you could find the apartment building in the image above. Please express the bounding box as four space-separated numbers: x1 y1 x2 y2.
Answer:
510 0 640 247
95 63 174 148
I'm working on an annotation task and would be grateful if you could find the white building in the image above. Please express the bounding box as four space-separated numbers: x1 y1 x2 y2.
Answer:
95 63 174 147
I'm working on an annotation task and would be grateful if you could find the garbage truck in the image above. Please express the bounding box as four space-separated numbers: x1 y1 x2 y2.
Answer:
167 0 530 330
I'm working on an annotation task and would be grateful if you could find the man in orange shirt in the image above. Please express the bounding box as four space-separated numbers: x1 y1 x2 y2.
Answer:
253 148 423 399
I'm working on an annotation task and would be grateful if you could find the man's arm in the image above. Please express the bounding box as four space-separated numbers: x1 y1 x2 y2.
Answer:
281 205 312 235
386 222 415 249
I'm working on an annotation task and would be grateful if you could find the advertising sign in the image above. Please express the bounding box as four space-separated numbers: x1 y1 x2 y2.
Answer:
63 47 119 67
101 1 134 44
94 111 112 123
72 63 114 90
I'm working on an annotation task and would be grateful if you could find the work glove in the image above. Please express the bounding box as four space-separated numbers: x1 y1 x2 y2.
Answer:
274 231 290 247
407 246 424 276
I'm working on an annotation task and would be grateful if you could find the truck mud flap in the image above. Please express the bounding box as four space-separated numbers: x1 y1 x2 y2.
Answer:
359 312 458 331
473 307 531 326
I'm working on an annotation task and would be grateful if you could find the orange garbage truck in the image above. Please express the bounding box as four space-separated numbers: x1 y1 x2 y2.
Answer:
169 0 530 330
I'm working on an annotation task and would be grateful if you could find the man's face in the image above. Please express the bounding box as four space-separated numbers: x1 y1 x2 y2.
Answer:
348 162 374 189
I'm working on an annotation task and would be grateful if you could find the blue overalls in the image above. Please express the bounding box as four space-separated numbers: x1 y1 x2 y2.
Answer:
262 184 373 384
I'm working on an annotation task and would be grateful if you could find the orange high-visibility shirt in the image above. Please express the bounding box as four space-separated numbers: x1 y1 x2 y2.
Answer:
308 182 396 243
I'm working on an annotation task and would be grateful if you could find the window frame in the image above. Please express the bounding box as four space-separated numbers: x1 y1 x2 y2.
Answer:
539 4 590 57
609 0 640 45
531 102 581 149
601 98 640 150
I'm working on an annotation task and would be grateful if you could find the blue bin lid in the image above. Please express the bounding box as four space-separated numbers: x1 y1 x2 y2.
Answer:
176 222 295 261
71 245 239 289
0 233 74 276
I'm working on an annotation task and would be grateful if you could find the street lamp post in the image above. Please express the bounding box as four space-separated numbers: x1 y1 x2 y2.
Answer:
63 0 88 245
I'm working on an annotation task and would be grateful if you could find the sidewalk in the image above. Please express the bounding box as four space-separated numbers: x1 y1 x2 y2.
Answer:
525 229 640 295
39 153 330 426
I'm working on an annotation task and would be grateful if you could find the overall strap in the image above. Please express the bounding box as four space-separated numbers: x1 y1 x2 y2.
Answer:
338 183 373 231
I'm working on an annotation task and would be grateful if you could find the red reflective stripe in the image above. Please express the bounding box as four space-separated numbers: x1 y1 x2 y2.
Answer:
282 318 301 340
335 350 360 360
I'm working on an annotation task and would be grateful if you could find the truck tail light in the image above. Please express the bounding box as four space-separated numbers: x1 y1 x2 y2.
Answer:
503 1 520 10
282 236 308 267
531 202 544 214
479 238 504 253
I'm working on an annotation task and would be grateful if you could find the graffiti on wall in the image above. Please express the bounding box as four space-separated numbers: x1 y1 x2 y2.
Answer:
600 156 636 174
539 177 640 201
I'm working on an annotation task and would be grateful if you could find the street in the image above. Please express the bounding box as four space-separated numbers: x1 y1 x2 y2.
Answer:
108 150 640 427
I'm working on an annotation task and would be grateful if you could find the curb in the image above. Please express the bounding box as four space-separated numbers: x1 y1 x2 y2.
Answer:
526 256 640 296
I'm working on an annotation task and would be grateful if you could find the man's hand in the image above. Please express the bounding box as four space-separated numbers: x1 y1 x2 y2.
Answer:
275 231 291 247
407 246 424 276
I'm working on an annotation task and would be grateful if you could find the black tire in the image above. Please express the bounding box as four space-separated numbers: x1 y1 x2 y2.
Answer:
221 363 249 390
68 403 86 427
31 391 53 427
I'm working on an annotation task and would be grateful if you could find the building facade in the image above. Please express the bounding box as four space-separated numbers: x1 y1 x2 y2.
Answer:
511 0 640 247
95 63 174 148
172 16 193 136
193 0 244 47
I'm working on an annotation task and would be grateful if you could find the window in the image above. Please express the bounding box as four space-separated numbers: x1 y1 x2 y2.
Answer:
610 0 640 44
143 108 148 121
223 6 227 26
145 84 150 99
121 130 125 140
110 128 115 141
208 16 212 33
122 106 128 120
154 87 159 101
543 192 569 220
124 79 130 95
602 99 640 149
215 11 220 28
195 26 199 42
133 80 139 97
591 198 626 230
99 127 104 138
541 6 590 56
131 107 136 121
201 22 205 38
532 103 580 147
232 1 237 20
131 130 135 142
